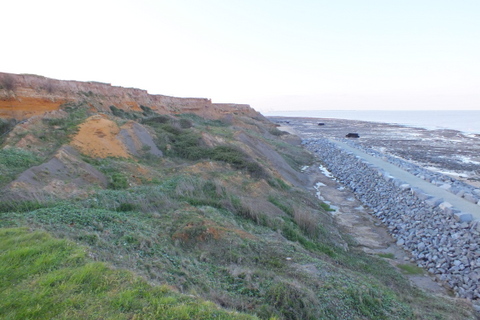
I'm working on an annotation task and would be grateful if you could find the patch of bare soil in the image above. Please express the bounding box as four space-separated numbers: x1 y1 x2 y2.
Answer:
0 97 65 119
118 121 163 157
304 162 452 296
235 132 308 187
71 115 131 158
7 145 107 200
71 115 163 159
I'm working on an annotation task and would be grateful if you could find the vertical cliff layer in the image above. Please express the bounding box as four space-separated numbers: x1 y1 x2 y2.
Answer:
0 72 264 120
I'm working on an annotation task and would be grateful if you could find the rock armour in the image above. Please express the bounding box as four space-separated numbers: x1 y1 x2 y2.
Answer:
304 138 480 301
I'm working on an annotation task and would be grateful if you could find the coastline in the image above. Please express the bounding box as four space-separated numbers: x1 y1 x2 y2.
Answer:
264 110 480 134
276 116 480 302
269 116 480 188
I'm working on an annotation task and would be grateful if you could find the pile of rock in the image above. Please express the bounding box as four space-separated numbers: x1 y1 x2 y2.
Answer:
341 139 480 206
303 138 480 300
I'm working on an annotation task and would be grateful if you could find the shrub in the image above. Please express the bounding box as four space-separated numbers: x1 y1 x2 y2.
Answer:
142 115 171 125
269 127 288 136
267 177 290 190
109 105 140 120
320 203 335 212
0 119 16 138
179 118 193 129
109 173 129 190
210 145 266 178
0 74 16 91
140 105 155 117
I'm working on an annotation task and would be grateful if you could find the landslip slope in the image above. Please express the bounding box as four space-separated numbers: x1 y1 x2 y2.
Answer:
0 72 476 319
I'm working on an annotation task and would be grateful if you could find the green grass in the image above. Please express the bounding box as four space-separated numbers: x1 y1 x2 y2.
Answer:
142 115 267 178
320 203 336 212
0 227 257 319
397 264 425 275
0 147 43 186
1 111 476 319
377 253 395 259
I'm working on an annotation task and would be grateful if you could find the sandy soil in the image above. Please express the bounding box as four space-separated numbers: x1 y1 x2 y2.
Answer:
71 115 131 158
0 97 65 119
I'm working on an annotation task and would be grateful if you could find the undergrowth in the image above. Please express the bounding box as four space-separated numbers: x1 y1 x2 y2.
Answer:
0 147 43 186
0 108 475 319
0 227 256 319
1 172 472 319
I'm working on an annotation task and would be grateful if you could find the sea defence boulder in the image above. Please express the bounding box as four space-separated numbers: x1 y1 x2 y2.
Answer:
345 133 360 138
303 138 480 301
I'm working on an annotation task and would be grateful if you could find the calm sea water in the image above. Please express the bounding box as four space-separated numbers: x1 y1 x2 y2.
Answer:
264 110 480 134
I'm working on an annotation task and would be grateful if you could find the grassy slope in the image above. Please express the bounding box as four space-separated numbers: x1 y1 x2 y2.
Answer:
0 227 256 319
0 103 476 319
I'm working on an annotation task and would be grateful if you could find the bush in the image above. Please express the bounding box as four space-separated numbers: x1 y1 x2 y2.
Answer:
0 119 16 139
142 115 171 125
109 173 129 190
0 74 16 91
269 127 288 136
210 145 266 178
140 105 155 117
179 118 193 129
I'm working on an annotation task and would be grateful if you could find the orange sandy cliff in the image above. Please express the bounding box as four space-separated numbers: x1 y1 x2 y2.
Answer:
70 115 131 158
0 72 264 121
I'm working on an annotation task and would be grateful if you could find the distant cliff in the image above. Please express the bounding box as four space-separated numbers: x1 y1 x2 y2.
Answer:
0 72 264 120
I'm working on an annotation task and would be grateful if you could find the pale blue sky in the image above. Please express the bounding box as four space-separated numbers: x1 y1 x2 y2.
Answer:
2 0 479 111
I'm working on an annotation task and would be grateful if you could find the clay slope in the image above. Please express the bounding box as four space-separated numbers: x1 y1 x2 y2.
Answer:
6 146 107 200
236 132 309 187
70 115 163 159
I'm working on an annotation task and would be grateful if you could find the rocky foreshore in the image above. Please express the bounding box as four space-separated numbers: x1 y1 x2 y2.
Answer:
304 138 480 301
340 138 480 206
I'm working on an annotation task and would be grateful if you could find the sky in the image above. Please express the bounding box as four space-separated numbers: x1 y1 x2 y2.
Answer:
2 0 479 112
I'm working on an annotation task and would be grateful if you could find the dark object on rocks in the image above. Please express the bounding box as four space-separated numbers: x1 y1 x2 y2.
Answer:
346 133 360 138
318 122 325 126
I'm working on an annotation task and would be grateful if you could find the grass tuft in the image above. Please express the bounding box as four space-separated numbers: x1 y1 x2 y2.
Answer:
397 264 424 275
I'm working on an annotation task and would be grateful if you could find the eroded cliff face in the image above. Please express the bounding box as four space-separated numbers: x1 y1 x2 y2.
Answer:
0 72 263 120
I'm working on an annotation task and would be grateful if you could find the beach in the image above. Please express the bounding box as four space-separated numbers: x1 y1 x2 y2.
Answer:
269 116 480 300
270 116 480 188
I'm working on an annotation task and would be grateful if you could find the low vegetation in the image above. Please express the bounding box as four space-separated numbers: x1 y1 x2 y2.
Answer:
0 228 256 319
0 147 43 186
0 101 476 319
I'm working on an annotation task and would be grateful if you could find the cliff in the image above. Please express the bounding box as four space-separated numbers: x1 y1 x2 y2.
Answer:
0 72 264 120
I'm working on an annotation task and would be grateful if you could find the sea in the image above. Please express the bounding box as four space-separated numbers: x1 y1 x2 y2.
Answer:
264 110 480 135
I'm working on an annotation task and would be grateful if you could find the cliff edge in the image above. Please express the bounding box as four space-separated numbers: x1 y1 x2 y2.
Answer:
0 72 263 120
